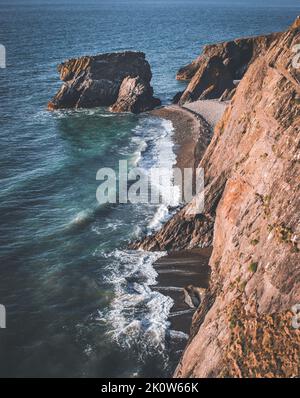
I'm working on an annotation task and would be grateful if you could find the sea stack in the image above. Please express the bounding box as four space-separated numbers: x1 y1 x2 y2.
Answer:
175 31 281 104
48 51 161 113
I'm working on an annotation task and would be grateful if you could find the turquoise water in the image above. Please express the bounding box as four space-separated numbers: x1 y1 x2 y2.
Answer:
0 0 299 378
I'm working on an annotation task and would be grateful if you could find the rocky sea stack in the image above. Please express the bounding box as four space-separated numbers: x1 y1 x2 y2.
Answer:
175 31 281 104
48 51 161 113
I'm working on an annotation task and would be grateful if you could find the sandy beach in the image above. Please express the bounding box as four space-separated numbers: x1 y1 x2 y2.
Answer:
150 100 227 171
183 99 228 128
151 104 204 170
150 100 227 336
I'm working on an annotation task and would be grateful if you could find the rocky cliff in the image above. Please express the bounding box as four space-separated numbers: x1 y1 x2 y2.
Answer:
176 18 300 378
48 51 160 113
175 31 281 104
137 18 300 377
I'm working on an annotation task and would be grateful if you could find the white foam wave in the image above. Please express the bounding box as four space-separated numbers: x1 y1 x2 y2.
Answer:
169 330 189 340
147 204 170 232
91 219 123 234
169 309 194 317
96 117 182 360
100 249 174 356
129 117 181 234
69 209 94 227
130 137 148 167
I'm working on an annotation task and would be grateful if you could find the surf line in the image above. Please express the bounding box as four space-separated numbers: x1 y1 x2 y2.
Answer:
100 382 135 396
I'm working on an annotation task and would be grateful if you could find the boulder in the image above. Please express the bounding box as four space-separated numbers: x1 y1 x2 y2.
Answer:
183 285 206 308
48 51 160 113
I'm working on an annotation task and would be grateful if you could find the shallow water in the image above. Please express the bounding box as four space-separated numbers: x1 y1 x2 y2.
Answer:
0 0 299 378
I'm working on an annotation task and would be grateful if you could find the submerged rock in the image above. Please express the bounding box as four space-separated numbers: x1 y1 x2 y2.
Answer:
48 51 160 113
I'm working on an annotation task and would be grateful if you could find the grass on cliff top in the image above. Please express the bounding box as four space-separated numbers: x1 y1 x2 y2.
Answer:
248 262 258 273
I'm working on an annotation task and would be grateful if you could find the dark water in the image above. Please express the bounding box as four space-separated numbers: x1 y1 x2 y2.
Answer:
0 0 299 378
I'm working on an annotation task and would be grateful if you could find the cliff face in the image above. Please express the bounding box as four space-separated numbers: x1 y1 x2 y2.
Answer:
135 19 300 377
174 19 300 378
176 32 281 104
48 51 160 113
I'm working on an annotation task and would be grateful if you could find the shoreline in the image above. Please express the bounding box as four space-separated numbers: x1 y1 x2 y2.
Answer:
146 101 227 345
150 105 205 171
150 103 213 172
150 100 227 172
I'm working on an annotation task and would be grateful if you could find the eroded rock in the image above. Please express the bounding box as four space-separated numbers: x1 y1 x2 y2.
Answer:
176 32 281 103
109 76 161 113
183 285 206 308
48 51 160 113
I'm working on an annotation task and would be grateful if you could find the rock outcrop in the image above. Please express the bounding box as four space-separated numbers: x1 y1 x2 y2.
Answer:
183 285 206 308
175 32 281 103
48 51 160 113
109 76 161 113
136 18 300 377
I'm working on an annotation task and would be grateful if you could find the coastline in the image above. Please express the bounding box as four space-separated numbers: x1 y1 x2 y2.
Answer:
146 101 227 352
150 105 206 171
2 1 300 380
150 103 214 172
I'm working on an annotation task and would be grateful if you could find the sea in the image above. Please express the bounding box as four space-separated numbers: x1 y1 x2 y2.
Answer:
0 0 299 378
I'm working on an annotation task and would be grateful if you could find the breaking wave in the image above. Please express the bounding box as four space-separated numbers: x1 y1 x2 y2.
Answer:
99 249 173 359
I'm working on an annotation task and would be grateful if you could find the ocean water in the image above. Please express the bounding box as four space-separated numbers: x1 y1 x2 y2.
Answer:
0 0 299 378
